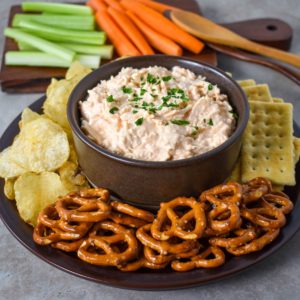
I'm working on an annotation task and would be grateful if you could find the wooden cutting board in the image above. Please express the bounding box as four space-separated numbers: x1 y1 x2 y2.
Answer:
0 0 217 94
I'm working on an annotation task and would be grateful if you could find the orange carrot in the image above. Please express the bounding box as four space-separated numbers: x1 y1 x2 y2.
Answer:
103 0 123 11
108 7 154 55
136 0 177 13
126 10 182 56
95 9 141 56
86 0 107 11
121 0 204 54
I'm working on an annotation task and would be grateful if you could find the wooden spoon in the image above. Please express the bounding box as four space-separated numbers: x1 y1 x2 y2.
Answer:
170 10 300 68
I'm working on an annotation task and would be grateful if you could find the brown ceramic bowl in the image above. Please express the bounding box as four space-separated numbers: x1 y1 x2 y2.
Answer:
68 55 249 209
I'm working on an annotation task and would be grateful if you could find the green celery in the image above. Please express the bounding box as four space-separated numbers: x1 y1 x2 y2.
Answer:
5 51 101 69
4 28 75 62
22 29 106 45
18 42 114 60
18 20 106 45
22 2 92 15
12 14 95 31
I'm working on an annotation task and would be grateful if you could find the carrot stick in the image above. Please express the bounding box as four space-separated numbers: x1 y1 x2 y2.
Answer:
103 0 123 12
126 10 182 56
120 0 204 54
86 0 107 11
95 9 141 56
136 0 178 13
108 7 154 55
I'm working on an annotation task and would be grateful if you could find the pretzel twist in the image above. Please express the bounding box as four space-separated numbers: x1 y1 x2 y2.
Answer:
209 227 257 248
77 221 139 267
51 238 85 252
144 242 202 265
262 192 293 215
119 256 168 272
242 177 272 204
151 197 206 241
137 224 197 255
241 200 286 229
56 193 111 222
171 246 225 271
226 229 280 256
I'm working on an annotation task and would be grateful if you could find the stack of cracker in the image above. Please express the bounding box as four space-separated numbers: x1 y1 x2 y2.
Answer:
229 79 300 190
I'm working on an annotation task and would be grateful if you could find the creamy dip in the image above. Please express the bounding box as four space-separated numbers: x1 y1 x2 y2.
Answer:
80 66 236 161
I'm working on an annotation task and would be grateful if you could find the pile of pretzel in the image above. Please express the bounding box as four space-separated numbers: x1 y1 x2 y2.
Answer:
33 177 293 272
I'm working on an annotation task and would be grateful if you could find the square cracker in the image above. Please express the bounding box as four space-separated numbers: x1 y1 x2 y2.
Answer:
273 97 284 103
243 84 273 102
241 101 295 185
237 79 256 87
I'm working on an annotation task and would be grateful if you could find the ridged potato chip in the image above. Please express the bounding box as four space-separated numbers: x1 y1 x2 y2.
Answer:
14 172 68 226
4 178 16 200
58 161 89 192
0 146 28 178
19 108 42 129
0 118 70 178
65 61 92 80
43 63 91 132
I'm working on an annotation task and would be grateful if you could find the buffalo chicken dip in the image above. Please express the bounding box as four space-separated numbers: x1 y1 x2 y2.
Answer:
80 66 236 161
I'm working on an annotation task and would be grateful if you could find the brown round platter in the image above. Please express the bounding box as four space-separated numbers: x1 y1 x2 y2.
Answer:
0 96 299 290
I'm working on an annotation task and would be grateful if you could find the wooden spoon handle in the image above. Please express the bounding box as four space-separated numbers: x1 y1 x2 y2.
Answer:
209 43 300 86
236 39 300 69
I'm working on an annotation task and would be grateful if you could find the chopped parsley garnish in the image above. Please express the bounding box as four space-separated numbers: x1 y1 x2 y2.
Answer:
229 110 238 119
122 86 132 94
106 95 115 102
150 94 158 98
208 118 214 126
132 94 142 102
147 73 157 84
141 75 144 81
132 109 138 114
140 88 147 96
135 117 144 126
208 83 214 91
171 119 190 126
148 107 157 114
109 107 119 114
142 101 149 107
162 76 172 82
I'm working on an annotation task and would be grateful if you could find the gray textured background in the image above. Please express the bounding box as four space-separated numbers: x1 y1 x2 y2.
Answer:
0 0 300 299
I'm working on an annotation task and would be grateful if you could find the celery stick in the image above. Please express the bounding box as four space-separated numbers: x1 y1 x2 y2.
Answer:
22 29 106 45
18 20 106 45
18 41 114 59
13 14 95 31
4 28 75 62
5 52 101 69
22 2 92 16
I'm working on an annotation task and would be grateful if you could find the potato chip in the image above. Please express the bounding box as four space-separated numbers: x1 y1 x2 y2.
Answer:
19 108 42 129
243 84 272 102
14 172 68 226
58 161 89 192
7 118 69 174
65 61 92 80
4 178 16 200
0 146 28 178
237 79 256 87
241 101 295 185
43 63 91 132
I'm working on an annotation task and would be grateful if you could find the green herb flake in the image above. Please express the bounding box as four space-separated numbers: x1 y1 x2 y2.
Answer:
208 83 214 91
109 107 119 114
135 117 144 126
147 73 157 84
208 118 214 126
106 95 115 103
229 110 238 119
150 94 158 98
132 109 138 114
122 86 133 94
162 76 172 82
171 119 190 126
140 88 147 96
148 107 157 114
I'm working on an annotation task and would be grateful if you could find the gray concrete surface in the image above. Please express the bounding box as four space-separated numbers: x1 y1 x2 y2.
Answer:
0 0 300 299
